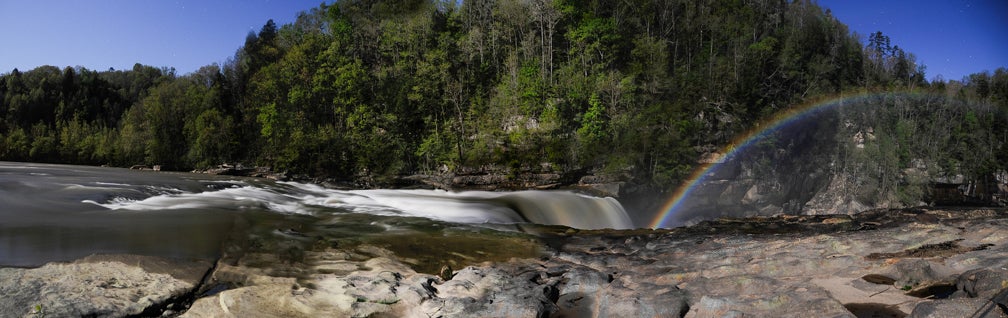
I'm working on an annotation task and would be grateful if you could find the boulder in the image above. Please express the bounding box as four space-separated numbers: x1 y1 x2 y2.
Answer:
892 259 947 289
909 298 1007 318
956 268 1008 299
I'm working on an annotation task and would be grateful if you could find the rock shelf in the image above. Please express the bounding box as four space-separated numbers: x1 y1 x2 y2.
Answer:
3 207 1008 317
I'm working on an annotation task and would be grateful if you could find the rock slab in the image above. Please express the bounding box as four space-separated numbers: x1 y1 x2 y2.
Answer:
0 254 211 317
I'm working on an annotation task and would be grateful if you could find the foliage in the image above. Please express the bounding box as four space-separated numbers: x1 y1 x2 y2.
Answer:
0 0 1005 195
833 90 1008 206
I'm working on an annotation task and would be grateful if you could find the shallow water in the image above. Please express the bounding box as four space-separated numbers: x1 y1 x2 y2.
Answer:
0 162 631 267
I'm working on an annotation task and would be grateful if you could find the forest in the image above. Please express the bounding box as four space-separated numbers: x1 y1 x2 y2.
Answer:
1 0 1007 198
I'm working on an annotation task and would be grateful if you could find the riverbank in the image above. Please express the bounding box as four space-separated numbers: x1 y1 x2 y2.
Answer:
4 207 1007 317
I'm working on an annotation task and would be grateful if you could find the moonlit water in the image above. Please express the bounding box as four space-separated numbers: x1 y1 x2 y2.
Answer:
0 162 631 267
79 178 632 228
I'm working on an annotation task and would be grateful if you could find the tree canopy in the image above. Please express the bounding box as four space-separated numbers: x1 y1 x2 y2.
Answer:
0 0 1005 196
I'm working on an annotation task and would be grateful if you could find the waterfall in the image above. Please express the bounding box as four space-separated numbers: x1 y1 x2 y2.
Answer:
83 181 634 230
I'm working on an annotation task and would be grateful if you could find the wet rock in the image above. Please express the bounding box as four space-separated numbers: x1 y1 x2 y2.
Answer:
194 164 287 181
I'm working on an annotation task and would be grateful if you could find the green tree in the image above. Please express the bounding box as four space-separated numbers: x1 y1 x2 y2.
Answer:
576 93 607 162
188 109 235 167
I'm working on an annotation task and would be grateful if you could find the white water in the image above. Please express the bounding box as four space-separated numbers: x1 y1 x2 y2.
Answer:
1 162 635 267
82 181 633 230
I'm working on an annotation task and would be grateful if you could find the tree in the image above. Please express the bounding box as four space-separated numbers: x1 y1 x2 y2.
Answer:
188 108 234 167
576 93 607 163
3 0 1007 202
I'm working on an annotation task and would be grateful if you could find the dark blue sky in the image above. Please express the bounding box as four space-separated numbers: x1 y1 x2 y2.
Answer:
1 1 1006 81
818 0 1008 81
0 0 322 74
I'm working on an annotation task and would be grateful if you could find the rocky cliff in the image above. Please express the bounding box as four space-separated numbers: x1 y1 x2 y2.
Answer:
667 93 1008 227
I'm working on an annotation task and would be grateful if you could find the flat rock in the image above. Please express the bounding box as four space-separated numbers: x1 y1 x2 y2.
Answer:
545 208 1008 317
0 254 211 317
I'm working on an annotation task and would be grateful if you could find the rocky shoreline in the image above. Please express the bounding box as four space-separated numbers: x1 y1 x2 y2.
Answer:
4 207 1008 317
187 161 1008 227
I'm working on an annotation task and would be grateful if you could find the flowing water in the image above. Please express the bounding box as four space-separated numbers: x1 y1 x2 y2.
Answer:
0 162 632 267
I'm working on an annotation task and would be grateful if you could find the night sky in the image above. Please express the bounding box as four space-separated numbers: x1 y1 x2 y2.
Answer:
1 0 1006 81
818 0 1008 81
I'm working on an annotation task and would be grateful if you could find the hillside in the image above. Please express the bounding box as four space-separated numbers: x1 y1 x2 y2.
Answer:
1 0 1006 216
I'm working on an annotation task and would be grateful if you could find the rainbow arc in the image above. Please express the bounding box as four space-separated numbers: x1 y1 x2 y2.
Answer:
650 90 926 229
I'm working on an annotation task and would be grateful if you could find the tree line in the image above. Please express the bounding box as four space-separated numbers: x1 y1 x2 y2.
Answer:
0 0 1005 193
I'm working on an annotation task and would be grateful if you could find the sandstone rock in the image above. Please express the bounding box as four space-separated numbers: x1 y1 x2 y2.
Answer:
822 216 853 225
7 208 1008 318
685 296 747 318
741 184 763 205
185 250 563 318
909 298 1008 318
0 254 210 318
554 264 689 317
575 181 623 198
804 176 871 216
588 279 689 317
892 259 947 289
956 268 1008 299
184 256 434 318
555 264 605 291
682 276 854 317
175 208 1008 317
423 263 559 317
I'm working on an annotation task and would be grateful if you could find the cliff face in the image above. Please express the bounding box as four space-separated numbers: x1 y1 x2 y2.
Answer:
666 93 1008 226
668 104 842 225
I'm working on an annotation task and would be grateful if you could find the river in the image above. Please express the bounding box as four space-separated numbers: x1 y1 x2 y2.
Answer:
0 162 632 267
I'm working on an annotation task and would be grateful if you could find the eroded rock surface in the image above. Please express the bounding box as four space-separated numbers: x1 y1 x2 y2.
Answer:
0 255 211 317
4 207 1008 317
177 207 1008 317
